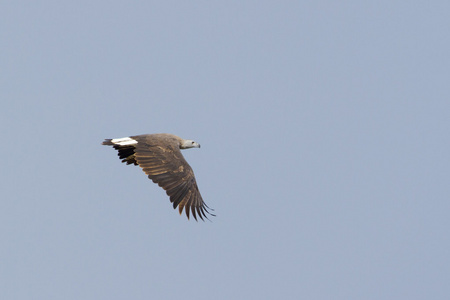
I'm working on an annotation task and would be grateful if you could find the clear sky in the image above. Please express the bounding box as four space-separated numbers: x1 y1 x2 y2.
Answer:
1 1 449 299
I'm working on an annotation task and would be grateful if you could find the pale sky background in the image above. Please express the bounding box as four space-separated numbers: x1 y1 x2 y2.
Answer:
1 1 449 299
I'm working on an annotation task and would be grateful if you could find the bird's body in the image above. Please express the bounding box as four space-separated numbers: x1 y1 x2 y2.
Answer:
102 133 213 221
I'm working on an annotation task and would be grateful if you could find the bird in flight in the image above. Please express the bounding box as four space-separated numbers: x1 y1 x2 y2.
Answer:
102 133 214 221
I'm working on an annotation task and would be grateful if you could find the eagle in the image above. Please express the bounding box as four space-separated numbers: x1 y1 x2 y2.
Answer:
102 133 214 221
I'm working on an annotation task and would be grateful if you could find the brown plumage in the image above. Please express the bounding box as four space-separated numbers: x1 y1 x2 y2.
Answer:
102 133 214 221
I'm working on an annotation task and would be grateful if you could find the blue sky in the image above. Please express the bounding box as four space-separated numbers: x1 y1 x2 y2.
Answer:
1 1 449 299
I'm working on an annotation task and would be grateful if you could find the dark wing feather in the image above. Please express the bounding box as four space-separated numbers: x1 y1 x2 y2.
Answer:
102 139 137 165
133 136 214 221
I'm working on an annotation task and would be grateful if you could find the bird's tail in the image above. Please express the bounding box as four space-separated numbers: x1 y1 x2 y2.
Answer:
102 139 114 145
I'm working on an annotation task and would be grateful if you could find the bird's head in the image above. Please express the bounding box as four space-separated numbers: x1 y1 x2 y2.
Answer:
180 139 201 149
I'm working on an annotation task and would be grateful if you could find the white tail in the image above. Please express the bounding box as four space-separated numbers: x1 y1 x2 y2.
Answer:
111 137 138 146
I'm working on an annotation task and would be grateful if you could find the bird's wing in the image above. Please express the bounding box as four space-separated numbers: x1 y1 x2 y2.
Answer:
133 137 213 221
